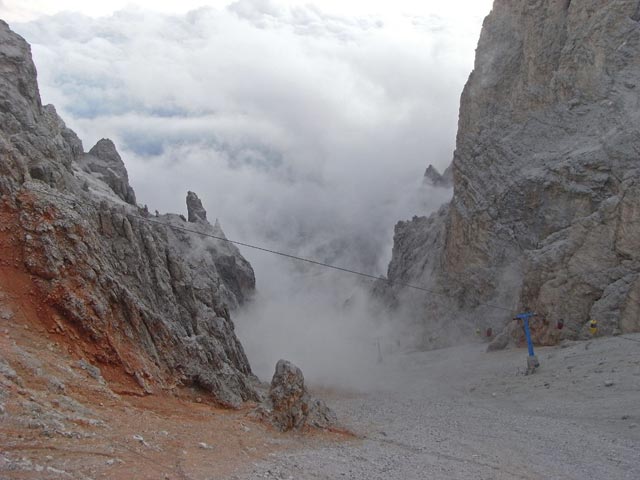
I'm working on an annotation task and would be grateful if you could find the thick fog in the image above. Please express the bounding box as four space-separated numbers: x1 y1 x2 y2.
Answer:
13 0 489 387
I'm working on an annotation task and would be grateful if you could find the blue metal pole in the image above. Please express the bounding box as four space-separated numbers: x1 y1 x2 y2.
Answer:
516 311 539 372
523 316 535 357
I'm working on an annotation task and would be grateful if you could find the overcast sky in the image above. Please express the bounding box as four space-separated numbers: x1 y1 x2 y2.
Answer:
2 0 491 23
3 0 494 381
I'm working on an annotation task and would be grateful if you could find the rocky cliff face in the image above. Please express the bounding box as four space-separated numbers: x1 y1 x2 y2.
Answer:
384 1 640 347
0 20 258 407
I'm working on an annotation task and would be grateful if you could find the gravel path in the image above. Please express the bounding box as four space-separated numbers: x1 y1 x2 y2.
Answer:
240 335 640 479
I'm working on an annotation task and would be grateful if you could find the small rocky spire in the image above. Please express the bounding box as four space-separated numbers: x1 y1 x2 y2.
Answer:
186 191 208 223
212 218 226 238
424 164 443 185
423 164 452 188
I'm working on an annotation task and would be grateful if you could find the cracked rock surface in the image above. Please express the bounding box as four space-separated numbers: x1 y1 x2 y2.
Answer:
0 20 258 407
381 0 640 347
253 360 336 432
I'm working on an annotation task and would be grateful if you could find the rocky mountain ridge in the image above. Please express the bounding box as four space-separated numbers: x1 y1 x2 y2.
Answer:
0 19 258 407
383 0 640 348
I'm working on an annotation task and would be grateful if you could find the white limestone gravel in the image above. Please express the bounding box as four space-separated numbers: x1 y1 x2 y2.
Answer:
240 334 640 479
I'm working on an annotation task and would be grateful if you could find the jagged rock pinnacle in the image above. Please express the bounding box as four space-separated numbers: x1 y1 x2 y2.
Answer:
424 164 453 188
186 191 208 223
88 139 121 162
83 139 137 205
424 165 443 186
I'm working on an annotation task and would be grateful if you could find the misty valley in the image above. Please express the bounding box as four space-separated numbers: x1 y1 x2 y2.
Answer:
1 1 639 479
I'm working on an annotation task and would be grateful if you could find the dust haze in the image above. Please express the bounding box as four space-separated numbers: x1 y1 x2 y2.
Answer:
12 0 489 388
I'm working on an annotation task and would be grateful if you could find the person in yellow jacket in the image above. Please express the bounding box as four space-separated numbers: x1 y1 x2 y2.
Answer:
589 319 598 336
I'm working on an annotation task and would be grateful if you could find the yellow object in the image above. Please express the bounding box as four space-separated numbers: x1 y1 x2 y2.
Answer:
589 319 598 336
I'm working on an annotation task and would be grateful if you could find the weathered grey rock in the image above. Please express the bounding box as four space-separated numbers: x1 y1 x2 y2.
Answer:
305 397 338 430
0 23 259 407
254 360 336 432
0 304 14 321
0 20 78 189
77 139 136 205
486 331 510 352
382 0 640 347
268 360 307 431
423 164 452 188
186 191 207 223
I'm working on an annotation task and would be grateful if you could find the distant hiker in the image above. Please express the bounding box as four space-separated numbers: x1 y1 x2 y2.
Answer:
557 319 564 330
589 319 598 336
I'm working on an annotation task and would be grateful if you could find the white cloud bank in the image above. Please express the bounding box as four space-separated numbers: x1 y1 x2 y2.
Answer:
10 0 491 386
1 0 492 23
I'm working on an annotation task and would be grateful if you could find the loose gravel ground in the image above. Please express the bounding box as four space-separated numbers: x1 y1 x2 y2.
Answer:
240 335 640 479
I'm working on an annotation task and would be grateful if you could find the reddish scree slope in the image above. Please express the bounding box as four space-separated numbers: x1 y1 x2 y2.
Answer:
0 194 351 479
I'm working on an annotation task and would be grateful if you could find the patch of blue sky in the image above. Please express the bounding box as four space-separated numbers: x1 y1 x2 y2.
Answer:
119 126 285 173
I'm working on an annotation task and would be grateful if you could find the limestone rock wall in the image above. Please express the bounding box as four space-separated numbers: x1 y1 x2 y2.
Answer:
384 1 640 346
0 20 257 407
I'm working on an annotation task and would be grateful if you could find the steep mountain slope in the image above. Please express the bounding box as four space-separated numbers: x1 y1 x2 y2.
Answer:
0 20 258 407
383 0 640 346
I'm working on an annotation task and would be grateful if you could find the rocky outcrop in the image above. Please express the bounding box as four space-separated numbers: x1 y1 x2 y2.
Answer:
423 164 452 188
253 360 336 432
383 1 640 347
0 20 80 189
0 21 258 407
187 191 208 223
77 139 136 205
